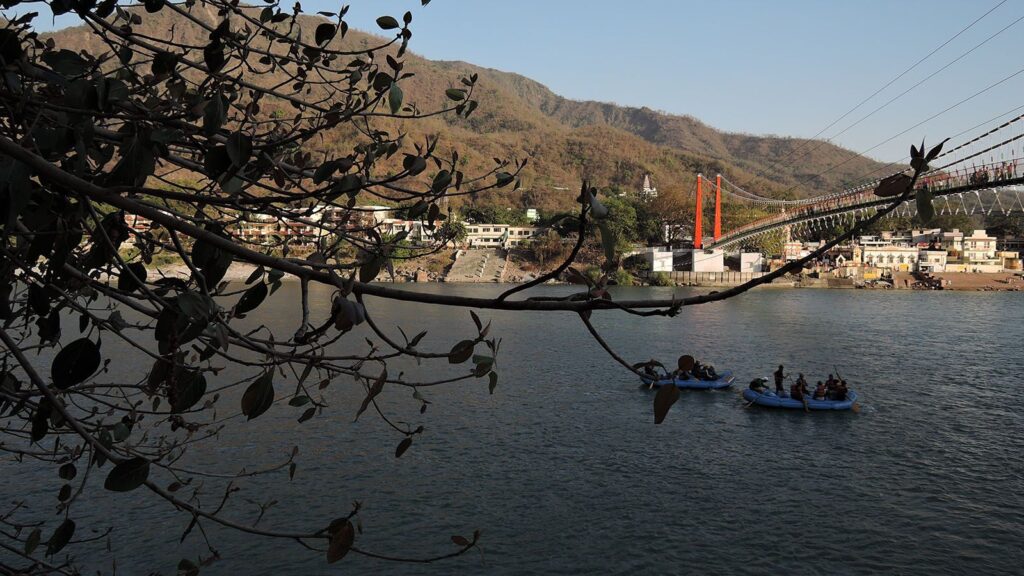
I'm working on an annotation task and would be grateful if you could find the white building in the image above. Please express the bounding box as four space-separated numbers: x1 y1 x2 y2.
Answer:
640 247 674 272
963 229 1000 272
637 174 658 202
917 249 947 273
526 208 539 223
465 224 542 248
740 252 764 273
691 248 725 272
861 245 919 271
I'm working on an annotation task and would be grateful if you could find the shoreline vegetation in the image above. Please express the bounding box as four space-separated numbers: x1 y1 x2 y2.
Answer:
149 262 1024 292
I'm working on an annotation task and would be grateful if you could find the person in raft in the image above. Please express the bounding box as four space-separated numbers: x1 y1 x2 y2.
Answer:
749 377 770 393
791 374 810 411
832 379 849 402
774 365 786 395
813 381 827 400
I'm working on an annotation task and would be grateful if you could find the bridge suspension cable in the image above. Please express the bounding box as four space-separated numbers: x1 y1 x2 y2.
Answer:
778 7 1024 173
766 0 1009 174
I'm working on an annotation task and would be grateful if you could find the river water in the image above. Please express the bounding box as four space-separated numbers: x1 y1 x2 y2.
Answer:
5 283 1023 575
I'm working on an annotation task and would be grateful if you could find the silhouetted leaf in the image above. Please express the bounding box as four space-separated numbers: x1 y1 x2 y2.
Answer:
395 436 412 457
916 188 934 223
25 527 41 555
51 338 101 389
234 282 267 316
355 371 386 421
104 457 149 492
326 520 355 563
448 339 474 364
241 372 274 420
874 173 913 198
315 23 336 45
117 262 148 293
359 257 382 283
171 370 207 413
46 519 74 556
226 131 252 167
376 16 400 30
445 88 466 101
451 535 470 546
653 382 679 424
389 82 403 114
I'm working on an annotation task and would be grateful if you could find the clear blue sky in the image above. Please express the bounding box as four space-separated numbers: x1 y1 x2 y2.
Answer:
24 0 1024 161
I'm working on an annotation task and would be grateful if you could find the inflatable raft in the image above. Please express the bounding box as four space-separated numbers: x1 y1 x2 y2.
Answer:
742 388 858 410
641 370 735 390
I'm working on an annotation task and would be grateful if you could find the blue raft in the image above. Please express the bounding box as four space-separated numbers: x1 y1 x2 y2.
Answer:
742 388 858 410
641 370 735 390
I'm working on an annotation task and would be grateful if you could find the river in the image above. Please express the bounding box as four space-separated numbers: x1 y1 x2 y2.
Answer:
4 284 1023 575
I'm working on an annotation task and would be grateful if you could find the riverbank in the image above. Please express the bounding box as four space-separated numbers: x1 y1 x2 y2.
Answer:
147 263 1024 292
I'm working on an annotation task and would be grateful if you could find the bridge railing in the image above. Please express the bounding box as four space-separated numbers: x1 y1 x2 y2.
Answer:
716 159 1023 244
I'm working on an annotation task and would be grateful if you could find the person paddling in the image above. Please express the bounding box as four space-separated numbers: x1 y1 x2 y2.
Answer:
774 365 786 396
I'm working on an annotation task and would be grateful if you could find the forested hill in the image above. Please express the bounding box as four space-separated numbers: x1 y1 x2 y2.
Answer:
46 5 888 213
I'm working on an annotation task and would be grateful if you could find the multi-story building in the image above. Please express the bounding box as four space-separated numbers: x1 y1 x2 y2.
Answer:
465 224 542 248
962 229 1000 272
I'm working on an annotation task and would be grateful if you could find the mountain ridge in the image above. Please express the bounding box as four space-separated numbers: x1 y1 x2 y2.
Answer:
43 5 888 213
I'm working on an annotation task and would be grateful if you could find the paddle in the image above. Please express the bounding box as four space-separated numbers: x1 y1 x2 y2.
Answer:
833 364 861 413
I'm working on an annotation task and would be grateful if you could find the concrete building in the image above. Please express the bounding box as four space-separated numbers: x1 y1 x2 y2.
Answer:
642 247 674 272
691 248 725 272
861 245 919 271
740 252 764 273
526 208 539 223
917 248 948 273
963 229 1000 272
465 224 542 248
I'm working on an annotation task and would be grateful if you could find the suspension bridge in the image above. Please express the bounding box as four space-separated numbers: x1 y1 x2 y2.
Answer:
688 111 1024 251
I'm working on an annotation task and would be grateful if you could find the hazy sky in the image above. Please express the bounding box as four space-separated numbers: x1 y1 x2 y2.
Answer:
26 0 1024 162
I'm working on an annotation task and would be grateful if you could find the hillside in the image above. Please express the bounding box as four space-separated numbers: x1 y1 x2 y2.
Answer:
45 5 887 213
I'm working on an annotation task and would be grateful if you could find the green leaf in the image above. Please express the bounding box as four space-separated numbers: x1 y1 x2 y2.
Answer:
234 282 268 316
288 395 310 407
488 371 498 394
495 172 514 188
448 339 475 364
104 457 150 492
376 16 401 30
916 188 934 224
445 88 466 101
389 82 403 114
46 519 75 556
241 372 274 421
51 338 101 389
315 23 336 45
653 381 679 424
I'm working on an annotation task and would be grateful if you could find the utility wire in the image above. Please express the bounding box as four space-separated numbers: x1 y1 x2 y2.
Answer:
769 0 1007 172
779 8 1024 172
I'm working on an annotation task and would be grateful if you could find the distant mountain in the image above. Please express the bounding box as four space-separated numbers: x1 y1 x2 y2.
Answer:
46 5 887 213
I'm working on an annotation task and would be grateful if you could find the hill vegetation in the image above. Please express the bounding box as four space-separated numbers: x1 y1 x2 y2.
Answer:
47 4 887 218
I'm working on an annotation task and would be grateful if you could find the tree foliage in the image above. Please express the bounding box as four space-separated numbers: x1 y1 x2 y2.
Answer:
0 1 938 572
